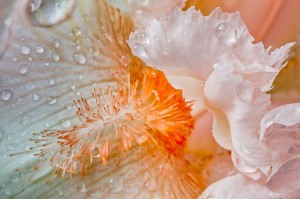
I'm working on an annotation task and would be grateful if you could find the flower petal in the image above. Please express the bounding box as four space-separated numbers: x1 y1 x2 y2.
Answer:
126 0 186 26
128 7 253 80
4 145 204 198
0 0 135 197
199 173 277 199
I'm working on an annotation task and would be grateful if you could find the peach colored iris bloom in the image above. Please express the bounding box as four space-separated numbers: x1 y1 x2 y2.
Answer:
0 0 300 199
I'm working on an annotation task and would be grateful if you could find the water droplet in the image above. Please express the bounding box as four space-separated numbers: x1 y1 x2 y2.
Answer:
77 182 86 192
46 96 57 105
139 31 149 43
18 64 29 74
21 116 30 125
10 174 20 183
26 0 76 27
24 144 30 151
0 89 13 101
60 119 71 128
75 91 80 96
52 39 60 48
72 27 82 36
48 79 55 86
32 93 40 101
52 54 60 61
73 53 86 64
35 45 44 54
64 103 72 110
215 22 237 45
69 84 76 90
132 43 147 58
21 45 31 55
44 62 50 66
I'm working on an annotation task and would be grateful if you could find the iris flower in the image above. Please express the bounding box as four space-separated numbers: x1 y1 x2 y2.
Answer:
0 0 299 199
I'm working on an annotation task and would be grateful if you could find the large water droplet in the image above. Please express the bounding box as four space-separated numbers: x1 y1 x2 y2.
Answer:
18 64 29 74
72 27 82 36
26 0 76 27
73 53 86 64
132 43 147 58
21 45 31 55
46 96 57 105
0 89 13 101
215 22 237 45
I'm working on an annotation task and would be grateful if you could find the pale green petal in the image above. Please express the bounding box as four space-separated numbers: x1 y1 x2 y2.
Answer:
0 0 133 198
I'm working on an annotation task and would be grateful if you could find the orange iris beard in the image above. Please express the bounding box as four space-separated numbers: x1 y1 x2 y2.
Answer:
31 67 194 177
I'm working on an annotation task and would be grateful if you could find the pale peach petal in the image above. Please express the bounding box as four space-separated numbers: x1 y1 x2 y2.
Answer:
199 173 298 199
187 111 217 154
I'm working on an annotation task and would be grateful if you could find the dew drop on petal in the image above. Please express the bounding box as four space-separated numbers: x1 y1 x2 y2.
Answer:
52 39 60 48
32 93 40 101
26 0 76 27
72 27 82 36
60 119 71 128
21 45 31 55
35 45 44 54
215 22 237 45
48 79 55 86
77 182 86 192
64 102 72 110
24 144 30 151
52 54 60 62
132 43 147 58
73 53 86 64
46 96 57 105
18 64 29 74
20 116 30 126
0 89 13 101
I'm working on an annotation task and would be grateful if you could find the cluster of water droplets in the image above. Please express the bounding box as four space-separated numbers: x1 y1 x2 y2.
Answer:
131 31 149 58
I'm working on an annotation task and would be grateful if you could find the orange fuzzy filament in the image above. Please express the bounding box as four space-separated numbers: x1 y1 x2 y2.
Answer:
31 67 194 177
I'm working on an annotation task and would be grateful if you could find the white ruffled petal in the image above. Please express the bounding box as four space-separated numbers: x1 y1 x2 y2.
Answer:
128 7 254 80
